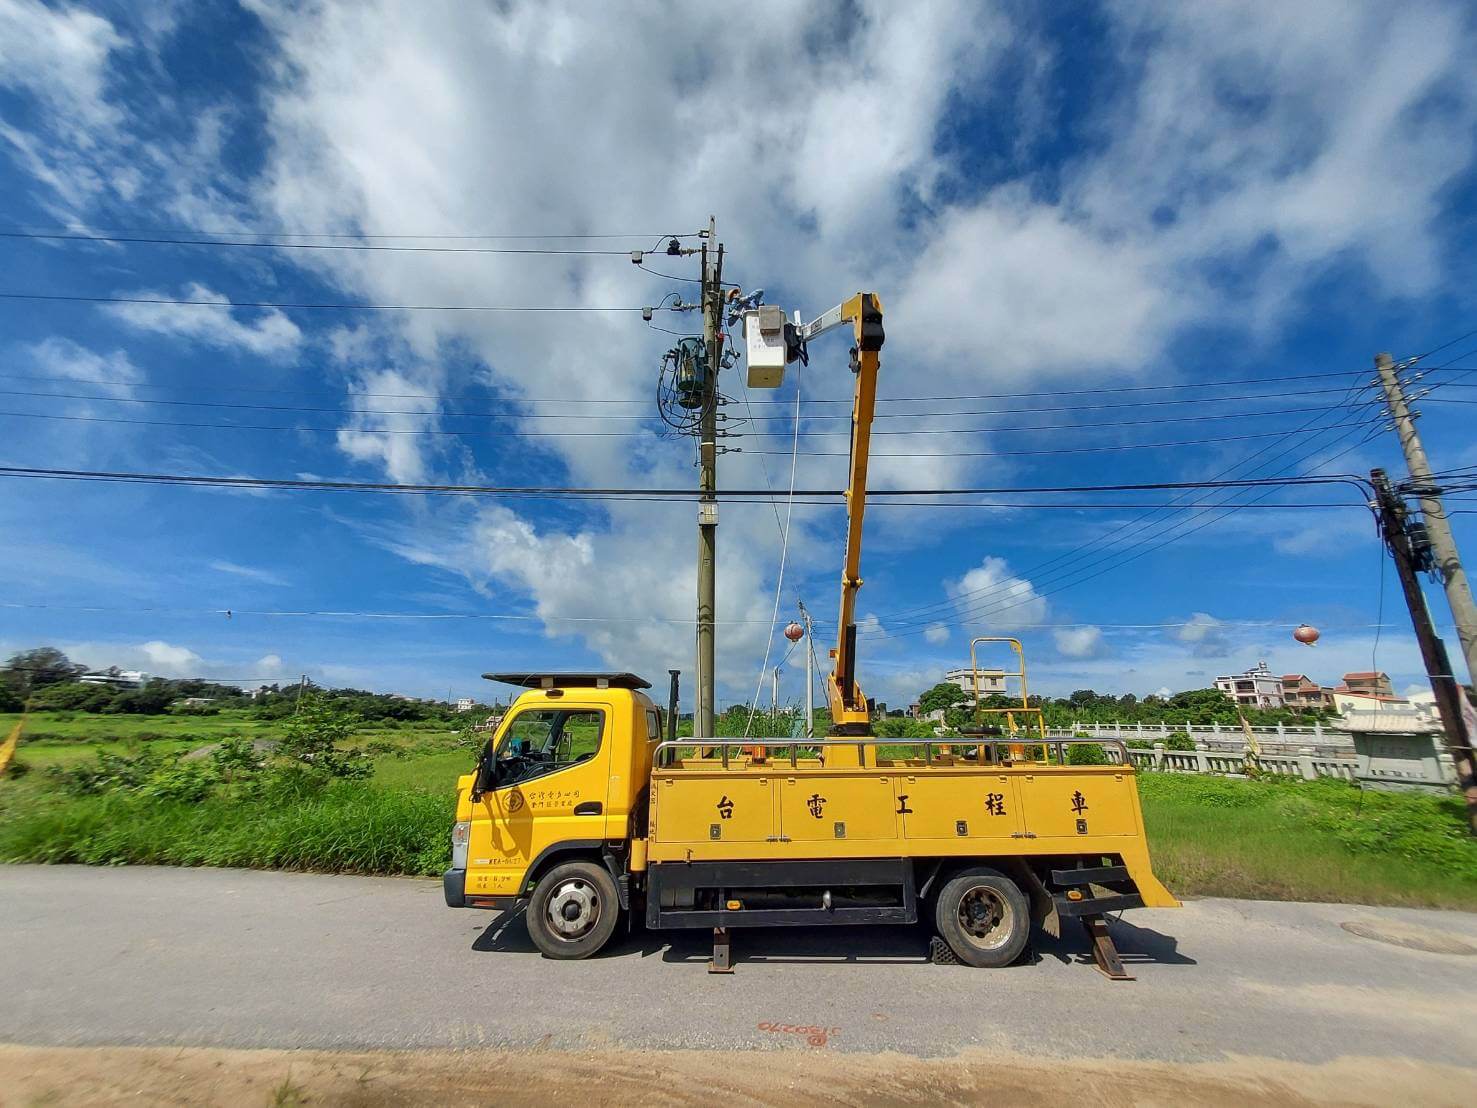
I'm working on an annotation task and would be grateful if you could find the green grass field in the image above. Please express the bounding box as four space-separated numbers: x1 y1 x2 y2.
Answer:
1139 774 1477 909
3 716 1476 909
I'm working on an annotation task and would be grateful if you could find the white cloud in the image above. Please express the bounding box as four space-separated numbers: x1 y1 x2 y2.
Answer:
1054 625 1106 659
1272 514 1371 557
23 337 142 397
106 284 302 358
1175 613 1222 643
209 560 289 587
138 640 205 674
1174 611 1230 658
924 623 949 644
0 0 122 135
334 367 445 485
946 556 1047 631
254 653 286 674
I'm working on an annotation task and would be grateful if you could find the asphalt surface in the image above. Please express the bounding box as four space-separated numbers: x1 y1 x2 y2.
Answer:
2 866 1476 1063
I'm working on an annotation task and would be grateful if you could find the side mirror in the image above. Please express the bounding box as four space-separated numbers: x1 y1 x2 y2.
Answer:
471 747 497 799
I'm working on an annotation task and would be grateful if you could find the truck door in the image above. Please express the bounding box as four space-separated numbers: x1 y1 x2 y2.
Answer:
466 705 611 901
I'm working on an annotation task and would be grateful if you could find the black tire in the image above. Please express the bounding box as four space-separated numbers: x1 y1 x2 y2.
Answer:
526 860 620 960
933 867 1030 968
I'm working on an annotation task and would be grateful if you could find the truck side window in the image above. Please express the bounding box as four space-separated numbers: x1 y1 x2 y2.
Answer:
646 709 661 742
495 708 605 788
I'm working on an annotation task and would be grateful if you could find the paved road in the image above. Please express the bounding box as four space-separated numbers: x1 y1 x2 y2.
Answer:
2 866 1475 1064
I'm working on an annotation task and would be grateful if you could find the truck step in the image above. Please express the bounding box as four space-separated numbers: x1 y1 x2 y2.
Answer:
1050 865 1131 887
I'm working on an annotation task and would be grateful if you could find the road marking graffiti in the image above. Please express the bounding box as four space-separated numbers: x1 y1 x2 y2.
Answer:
756 1022 840 1048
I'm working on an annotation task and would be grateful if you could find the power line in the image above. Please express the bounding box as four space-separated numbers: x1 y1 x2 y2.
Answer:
0 291 660 313
877 420 1379 636
873 381 1377 627
3 600 1424 631
0 230 674 256
881 419 1373 631
0 400 1384 441
0 601 803 627
6 366 1464 409
0 383 1374 421
0 224 704 241
0 464 1368 499
754 421 1375 458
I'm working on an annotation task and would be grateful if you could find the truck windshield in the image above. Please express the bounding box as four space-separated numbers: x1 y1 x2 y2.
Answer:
495 708 604 787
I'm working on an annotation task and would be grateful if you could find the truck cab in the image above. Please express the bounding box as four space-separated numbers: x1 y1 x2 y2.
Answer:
444 673 659 955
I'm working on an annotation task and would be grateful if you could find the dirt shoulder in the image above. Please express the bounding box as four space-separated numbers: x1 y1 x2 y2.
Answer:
1 1044 1471 1107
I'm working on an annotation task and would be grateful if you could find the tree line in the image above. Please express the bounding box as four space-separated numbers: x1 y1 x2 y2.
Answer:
0 647 495 722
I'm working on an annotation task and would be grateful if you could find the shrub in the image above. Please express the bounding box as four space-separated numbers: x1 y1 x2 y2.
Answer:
278 698 371 781
1066 742 1109 765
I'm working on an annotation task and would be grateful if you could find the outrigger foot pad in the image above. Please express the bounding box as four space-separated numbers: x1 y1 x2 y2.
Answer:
1084 914 1134 980
708 927 734 974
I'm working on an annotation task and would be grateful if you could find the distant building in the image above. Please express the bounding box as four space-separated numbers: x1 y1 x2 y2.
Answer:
455 697 475 713
1337 671 1394 699
1332 689 1410 715
79 670 147 689
1406 688 1439 725
944 667 1007 702
1279 674 1333 710
1213 661 1283 708
177 697 216 708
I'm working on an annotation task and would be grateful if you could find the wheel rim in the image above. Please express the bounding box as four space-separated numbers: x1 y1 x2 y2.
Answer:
547 878 601 941
956 885 1013 951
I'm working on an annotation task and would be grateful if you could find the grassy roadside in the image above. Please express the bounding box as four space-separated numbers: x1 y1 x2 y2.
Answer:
3 744 1475 908
1139 774 1477 909
0 776 453 874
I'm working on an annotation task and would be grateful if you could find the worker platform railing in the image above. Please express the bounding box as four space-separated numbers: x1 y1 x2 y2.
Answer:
653 736 1129 770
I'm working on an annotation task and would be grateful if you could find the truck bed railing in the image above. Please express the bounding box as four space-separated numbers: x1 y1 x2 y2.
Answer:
653 736 1129 770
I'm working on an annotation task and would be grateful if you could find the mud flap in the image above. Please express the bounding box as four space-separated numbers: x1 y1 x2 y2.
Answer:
1013 861 1061 941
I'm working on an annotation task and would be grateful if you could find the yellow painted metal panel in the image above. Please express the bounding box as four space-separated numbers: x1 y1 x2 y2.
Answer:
652 775 776 843
896 771 1021 841
777 774 897 842
1016 768 1139 839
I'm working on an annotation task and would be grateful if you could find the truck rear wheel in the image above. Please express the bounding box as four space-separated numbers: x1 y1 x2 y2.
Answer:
934 868 1030 968
526 861 620 960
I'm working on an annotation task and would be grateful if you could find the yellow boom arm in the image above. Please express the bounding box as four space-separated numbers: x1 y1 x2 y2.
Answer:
809 293 884 734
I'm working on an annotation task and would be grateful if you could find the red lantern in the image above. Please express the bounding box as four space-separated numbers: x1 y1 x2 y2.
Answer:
1293 624 1320 646
784 621 805 642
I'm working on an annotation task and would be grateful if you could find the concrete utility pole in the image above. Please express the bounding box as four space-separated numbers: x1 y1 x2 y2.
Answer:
1371 468 1477 835
695 216 724 739
798 600 815 739
1376 352 1477 685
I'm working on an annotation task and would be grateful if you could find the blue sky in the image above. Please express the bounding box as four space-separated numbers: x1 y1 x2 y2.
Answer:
2 0 1476 709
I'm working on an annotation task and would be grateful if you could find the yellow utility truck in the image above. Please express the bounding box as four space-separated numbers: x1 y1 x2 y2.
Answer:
443 292 1177 972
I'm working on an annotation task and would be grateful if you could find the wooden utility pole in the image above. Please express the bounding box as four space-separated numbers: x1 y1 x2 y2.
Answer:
1371 468 1477 834
1376 352 1477 686
695 216 724 739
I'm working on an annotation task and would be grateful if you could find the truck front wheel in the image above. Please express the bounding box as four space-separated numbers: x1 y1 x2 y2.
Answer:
934 867 1030 968
526 861 620 960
